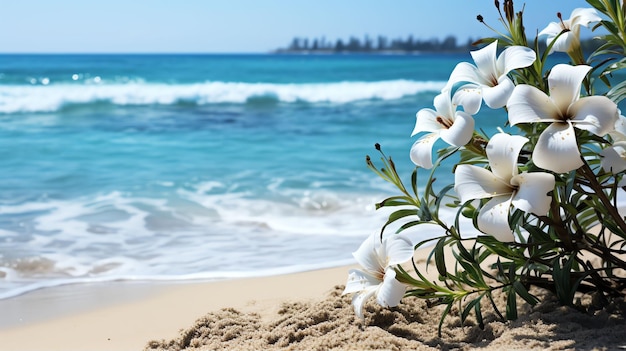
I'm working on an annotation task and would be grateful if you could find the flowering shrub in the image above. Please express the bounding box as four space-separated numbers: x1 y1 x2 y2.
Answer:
344 0 626 334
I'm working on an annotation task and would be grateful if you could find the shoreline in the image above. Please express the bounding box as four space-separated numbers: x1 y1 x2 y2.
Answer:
0 258 357 302
0 265 355 351
1 243 624 351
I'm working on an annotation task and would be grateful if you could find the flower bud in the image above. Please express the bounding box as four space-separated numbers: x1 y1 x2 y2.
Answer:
504 0 514 23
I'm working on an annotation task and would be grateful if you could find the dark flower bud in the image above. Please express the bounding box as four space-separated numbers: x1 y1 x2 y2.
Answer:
374 143 381 151
504 0 514 23
477 14 484 23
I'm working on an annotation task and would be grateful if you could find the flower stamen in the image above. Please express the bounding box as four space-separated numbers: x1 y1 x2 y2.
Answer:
557 12 571 32
436 116 454 129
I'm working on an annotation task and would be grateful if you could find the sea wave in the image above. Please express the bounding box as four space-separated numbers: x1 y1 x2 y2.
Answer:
0 180 485 299
0 186 394 299
0 79 445 113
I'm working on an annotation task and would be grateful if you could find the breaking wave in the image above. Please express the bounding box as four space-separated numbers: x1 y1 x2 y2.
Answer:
0 79 445 113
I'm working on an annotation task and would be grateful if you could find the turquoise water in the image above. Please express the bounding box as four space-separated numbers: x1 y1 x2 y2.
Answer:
0 53 500 298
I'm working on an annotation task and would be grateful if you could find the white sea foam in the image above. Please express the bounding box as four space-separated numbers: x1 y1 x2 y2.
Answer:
0 186 402 299
0 181 484 299
0 80 445 113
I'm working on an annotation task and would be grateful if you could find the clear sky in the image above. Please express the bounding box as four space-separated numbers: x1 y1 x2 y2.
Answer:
0 0 594 53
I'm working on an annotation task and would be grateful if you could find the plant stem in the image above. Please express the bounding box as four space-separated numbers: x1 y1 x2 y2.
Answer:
582 241 626 270
579 160 626 235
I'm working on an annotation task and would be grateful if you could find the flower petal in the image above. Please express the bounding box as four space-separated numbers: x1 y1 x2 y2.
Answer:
412 108 442 136
445 62 481 90
376 268 407 308
538 22 563 38
511 172 555 215
569 95 619 136
601 141 626 174
439 112 474 147
383 234 414 266
539 24 563 54
352 232 382 274
539 8 600 54
533 122 583 173
609 114 626 141
351 286 378 319
548 64 591 112
549 31 575 54
454 164 512 203
452 84 482 115
507 85 560 126
343 269 382 294
482 76 515 109
496 45 536 76
570 8 602 28
433 90 455 118
470 41 498 85
410 132 439 169
486 133 528 181
477 195 514 241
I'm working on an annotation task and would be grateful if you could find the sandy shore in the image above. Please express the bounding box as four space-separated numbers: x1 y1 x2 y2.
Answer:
1 247 625 351
0 266 352 351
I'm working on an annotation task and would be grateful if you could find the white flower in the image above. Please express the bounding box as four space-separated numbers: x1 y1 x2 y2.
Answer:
444 40 536 111
343 232 413 319
602 114 626 185
410 89 475 169
454 133 555 241
507 64 619 173
601 141 626 175
539 8 602 54
609 113 626 141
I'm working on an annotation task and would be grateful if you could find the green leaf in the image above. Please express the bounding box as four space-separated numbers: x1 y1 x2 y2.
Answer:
506 288 518 320
553 257 573 305
486 291 505 321
418 199 432 221
461 296 483 326
434 183 456 216
434 237 447 277
553 256 588 306
397 220 423 233
586 0 605 15
512 281 539 306
411 168 419 198
453 242 485 286
474 299 484 330
381 209 418 233
438 302 454 337
376 196 413 209
607 79 626 103
395 265 432 290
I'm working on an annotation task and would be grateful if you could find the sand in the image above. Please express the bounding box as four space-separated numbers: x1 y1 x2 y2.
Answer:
1 249 625 351
0 266 351 351
146 286 626 351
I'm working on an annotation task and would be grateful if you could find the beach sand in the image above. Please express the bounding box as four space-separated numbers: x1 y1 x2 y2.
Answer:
1 248 625 351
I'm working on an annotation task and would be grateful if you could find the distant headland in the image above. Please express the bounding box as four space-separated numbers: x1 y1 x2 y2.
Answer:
273 35 602 54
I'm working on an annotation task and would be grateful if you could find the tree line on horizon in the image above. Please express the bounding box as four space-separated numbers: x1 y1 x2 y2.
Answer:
274 34 603 54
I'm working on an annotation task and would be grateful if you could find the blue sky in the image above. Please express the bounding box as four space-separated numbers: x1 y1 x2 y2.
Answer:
0 0 594 53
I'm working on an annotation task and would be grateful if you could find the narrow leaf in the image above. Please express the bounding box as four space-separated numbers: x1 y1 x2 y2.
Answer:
434 237 447 277
506 288 518 320
512 281 539 306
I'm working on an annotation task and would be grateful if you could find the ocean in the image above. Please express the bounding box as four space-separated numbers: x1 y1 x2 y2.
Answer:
0 53 505 299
